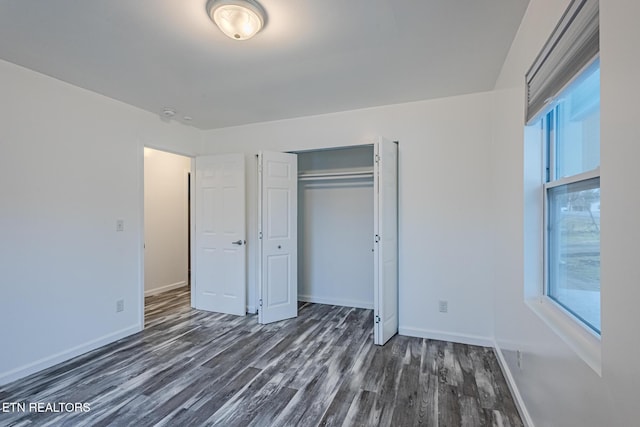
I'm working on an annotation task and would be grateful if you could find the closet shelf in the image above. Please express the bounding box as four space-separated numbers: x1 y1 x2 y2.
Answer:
298 170 374 181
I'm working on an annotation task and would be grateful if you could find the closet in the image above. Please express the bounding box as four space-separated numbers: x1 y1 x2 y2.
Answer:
297 145 375 310
257 139 398 344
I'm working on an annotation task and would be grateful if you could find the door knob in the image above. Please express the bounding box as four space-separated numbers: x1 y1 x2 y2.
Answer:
232 240 244 245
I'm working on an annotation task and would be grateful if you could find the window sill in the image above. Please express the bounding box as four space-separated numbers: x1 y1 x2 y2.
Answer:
525 296 602 376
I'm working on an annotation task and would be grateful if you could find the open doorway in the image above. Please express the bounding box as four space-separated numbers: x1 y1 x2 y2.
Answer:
143 147 192 326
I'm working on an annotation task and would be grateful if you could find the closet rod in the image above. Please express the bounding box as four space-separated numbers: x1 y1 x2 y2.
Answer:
298 170 374 181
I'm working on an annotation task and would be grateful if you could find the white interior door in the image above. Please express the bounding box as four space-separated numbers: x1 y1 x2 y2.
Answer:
374 139 399 345
258 151 298 324
194 154 246 316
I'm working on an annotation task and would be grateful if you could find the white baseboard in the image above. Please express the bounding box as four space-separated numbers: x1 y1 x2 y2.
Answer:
298 294 373 310
144 280 187 297
398 326 494 347
493 343 534 427
247 305 257 315
0 324 141 387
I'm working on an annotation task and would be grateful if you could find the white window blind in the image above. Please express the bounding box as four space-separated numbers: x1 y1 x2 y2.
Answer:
525 0 599 123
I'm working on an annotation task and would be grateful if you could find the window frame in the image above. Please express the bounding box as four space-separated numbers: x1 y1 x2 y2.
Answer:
540 57 601 337
524 0 601 375
524 106 602 373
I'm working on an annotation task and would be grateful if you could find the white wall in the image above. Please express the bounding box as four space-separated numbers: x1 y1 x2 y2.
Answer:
144 148 191 296
0 59 200 385
491 0 640 425
201 93 496 345
599 1 640 424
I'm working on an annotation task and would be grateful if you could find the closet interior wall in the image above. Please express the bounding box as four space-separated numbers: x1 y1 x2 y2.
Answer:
297 145 375 309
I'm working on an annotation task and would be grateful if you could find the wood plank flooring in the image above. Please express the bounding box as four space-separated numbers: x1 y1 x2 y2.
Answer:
0 286 523 426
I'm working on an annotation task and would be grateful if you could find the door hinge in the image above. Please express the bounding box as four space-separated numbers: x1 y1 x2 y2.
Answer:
259 299 263 307
259 231 263 240
375 315 381 324
375 154 380 163
375 234 380 243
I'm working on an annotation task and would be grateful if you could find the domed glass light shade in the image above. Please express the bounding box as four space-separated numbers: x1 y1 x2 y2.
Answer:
206 0 266 41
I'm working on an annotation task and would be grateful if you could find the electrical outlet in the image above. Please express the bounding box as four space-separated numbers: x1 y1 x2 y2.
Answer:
438 300 448 313
116 299 125 313
116 219 124 232
517 350 523 369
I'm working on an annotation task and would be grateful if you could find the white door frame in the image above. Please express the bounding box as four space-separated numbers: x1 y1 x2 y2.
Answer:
139 144 197 330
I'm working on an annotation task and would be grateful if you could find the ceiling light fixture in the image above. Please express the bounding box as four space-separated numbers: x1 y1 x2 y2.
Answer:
206 0 266 41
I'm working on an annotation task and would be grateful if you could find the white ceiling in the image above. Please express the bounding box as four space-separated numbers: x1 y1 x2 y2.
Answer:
0 0 529 129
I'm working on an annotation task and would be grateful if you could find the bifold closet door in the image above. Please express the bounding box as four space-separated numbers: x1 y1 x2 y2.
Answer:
374 140 399 345
258 151 298 324
193 154 246 316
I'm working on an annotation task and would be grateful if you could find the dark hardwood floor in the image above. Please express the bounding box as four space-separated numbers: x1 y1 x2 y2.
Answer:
0 286 523 426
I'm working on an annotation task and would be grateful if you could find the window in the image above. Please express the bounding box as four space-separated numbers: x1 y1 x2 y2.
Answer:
525 0 601 345
542 61 600 334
